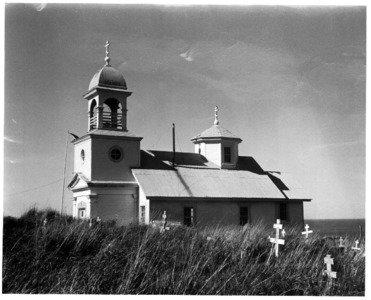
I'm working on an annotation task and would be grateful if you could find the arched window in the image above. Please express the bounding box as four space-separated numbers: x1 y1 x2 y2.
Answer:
102 98 122 130
89 100 97 130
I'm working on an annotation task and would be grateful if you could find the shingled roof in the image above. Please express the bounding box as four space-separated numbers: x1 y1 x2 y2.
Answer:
191 124 242 142
132 150 311 201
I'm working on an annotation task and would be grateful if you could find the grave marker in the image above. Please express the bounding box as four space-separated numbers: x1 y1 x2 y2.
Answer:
301 224 313 239
281 229 286 238
339 237 345 248
352 239 361 251
323 254 337 279
160 211 170 233
269 219 285 257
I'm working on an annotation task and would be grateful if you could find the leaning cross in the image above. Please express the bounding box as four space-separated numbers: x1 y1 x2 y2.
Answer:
269 219 285 257
301 224 313 239
323 254 337 279
352 239 361 251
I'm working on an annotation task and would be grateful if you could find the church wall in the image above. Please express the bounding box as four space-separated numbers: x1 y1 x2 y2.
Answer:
90 187 139 225
73 195 91 219
287 202 304 225
149 199 302 227
249 202 277 223
91 138 140 181
203 143 222 167
150 200 240 226
138 185 150 224
74 139 92 180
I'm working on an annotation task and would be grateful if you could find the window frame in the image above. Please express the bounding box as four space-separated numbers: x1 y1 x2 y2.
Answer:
239 206 249 226
140 205 146 223
184 207 195 227
278 202 288 221
80 149 85 162
224 146 232 163
108 145 123 162
78 208 86 219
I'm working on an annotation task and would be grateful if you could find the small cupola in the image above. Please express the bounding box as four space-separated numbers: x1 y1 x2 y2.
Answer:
84 41 132 132
191 106 242 169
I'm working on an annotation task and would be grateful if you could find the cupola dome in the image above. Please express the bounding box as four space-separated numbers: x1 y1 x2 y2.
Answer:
88 66 127 91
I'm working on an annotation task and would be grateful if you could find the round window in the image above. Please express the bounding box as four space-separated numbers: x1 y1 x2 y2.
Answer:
109 146 123 162
80 149 85 162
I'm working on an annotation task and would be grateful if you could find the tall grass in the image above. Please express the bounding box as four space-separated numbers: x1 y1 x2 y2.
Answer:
2 209 365 295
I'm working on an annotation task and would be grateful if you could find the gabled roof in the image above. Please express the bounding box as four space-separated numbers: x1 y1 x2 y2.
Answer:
191 124 242 142
133 150 311 201
132 168 285 199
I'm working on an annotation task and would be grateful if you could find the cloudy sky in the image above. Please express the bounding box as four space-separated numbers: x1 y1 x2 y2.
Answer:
4 4 365 219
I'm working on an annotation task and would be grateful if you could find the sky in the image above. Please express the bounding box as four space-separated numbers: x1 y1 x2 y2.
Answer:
4 4 366 219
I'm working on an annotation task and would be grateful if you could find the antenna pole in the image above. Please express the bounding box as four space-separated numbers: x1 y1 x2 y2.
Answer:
172 123 175 168
60 132 69 214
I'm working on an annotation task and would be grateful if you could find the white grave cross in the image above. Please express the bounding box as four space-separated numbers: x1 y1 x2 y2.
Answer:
352 239 361 251
301 224 313 239
160 211 170 233
339 237 345 248
323 254 337 279
269 219 285 257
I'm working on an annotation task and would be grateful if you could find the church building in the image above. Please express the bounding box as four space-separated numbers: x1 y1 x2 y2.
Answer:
68 42 311 227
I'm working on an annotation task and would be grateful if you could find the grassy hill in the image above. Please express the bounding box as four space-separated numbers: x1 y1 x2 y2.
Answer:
2 209 365 295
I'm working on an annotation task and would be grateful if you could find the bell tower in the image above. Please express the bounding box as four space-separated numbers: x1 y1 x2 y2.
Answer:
85 41 131 132
69 41 142 225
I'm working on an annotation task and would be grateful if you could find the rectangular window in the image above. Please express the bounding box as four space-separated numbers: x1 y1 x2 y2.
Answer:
240 206 249 225
78 208 85 219
184 207 194 226
140 205 146 223
279 203 287 221
224 147 231 163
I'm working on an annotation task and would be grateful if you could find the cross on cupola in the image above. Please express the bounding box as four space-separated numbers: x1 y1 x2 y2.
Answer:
191 106 242 169
105 40 111 66
214 105 219 125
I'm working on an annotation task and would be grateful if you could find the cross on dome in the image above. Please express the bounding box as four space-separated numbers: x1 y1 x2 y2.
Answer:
105 40 111 66
214 106 219 125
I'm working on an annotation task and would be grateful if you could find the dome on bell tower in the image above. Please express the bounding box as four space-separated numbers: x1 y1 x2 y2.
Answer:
88 66 127 91
88 41 127 91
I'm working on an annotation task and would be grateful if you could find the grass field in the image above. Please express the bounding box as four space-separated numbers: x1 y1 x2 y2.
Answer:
2 209 365 295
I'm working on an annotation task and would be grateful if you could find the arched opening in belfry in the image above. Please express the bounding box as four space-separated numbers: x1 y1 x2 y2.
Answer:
89 99 97 130
102 98 122 130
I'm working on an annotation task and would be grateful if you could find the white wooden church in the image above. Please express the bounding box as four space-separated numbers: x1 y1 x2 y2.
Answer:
68 42 311 227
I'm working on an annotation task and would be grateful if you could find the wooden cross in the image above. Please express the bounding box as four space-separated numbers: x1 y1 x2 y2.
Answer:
162 211 167 223
339 237 345 248
301 224 313 239
160 211 170 233
269 219 285 257
323 254 337 279
352 239 361 251
43 219 47 227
